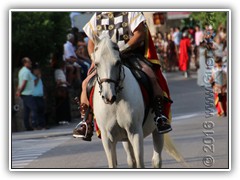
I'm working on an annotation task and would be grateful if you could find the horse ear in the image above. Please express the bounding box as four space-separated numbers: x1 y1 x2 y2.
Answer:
92 33 100 45
111 30 118 43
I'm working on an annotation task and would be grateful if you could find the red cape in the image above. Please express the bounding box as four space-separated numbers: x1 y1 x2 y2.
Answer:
144 30 172 122
179 37 191 71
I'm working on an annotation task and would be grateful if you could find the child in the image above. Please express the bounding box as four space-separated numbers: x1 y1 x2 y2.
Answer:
32 65 47 129
209 56 227 116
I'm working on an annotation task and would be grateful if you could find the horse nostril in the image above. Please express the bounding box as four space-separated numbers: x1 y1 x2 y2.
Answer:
102 95 105 99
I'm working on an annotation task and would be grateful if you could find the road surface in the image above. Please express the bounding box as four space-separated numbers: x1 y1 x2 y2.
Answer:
11 71 229 169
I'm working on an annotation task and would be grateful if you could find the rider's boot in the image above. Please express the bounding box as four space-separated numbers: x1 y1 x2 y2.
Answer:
152 96 172 134
73 103 93 141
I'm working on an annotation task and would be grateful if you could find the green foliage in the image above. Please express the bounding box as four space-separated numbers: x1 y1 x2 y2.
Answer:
12 12 71 67
190 12 228 30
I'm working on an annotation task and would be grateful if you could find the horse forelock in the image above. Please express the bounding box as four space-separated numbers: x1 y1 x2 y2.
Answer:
96 36 119 64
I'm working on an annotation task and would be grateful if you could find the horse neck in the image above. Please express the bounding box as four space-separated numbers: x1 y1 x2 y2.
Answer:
121 65 138 89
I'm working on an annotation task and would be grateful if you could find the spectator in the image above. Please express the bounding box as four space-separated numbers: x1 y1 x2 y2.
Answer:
169 27 174 41
32 65 47 129
218 27 227 43
63 33 81 85
155 32 165 69
16 57 38 131
194 25 204 69
222 40 228 64
173 27 182 62
208 25 216 43
54 60 72 124
212 35 224 58
195 25 203 47
75 40 91 80
197 41 207 87
70 27 79 47
179 31 191 78
209 56 227 117
166 33 177 72
204 25 216 47
188 26 195 44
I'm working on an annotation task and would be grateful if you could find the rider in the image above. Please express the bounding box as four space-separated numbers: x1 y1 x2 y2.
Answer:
73 12 173 141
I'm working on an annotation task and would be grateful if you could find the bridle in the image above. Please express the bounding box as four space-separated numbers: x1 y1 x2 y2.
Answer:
96 63 125 96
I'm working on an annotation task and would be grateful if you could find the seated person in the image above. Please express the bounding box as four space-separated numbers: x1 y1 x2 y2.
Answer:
75 42 91 80
63 33 82 85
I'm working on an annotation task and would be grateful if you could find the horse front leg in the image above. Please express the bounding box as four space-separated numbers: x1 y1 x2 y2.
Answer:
127 130 144 168
122 140 136 168
101 132 117 168
152 129 164 168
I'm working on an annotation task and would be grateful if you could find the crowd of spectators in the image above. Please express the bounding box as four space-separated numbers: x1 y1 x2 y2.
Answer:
152 23 227 78
16 27 92 130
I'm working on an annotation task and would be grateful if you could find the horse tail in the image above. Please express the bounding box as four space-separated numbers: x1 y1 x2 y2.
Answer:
163 134 190 168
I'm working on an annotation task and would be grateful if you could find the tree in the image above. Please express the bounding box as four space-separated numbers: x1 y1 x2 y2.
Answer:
12 12 71 67
190 12 228 30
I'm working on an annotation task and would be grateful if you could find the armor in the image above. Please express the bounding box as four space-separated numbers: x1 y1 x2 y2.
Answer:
96 12 130 44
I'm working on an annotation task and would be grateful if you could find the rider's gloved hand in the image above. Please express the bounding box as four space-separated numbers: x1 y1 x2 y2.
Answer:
119 43 130 54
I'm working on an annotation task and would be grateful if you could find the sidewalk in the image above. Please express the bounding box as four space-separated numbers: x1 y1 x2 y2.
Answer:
11 119 79 140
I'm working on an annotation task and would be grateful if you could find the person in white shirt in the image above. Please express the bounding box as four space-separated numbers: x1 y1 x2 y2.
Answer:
16 57 38 130
63 33 81 85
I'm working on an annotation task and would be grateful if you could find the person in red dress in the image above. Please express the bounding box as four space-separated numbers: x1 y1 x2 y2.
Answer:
179 31 191 78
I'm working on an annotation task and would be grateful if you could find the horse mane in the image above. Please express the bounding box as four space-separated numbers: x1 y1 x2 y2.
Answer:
96 34 119 61
98 34 115 47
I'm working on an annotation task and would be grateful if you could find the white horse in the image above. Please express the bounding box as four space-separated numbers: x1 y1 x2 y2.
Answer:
92 35 185 168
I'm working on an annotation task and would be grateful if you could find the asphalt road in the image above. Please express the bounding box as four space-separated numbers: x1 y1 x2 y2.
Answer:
11 71 229 170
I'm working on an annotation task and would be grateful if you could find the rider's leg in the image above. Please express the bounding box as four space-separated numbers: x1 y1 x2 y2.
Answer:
139 61 163 96
139 61 172 134
73 71 96 141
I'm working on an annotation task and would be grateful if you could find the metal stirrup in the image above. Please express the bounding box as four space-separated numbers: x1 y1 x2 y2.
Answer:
74 121 88 138
75 107 91 138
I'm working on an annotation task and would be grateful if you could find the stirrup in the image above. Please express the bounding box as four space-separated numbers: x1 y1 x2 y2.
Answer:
154 115 172 134
74 120 88 138
154 114 168 124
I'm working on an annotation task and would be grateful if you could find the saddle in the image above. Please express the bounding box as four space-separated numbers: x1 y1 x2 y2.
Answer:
87 53 153 125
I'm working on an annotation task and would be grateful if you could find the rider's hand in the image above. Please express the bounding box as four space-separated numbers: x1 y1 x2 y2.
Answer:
119 43 130 54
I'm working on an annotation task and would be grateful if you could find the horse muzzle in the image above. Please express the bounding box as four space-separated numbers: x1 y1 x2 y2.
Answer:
102 95 116 104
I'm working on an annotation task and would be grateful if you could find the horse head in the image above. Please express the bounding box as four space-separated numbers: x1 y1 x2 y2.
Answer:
93 34 124 104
